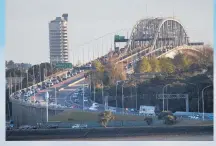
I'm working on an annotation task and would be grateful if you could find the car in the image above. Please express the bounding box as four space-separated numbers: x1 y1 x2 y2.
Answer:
42 85 46 89
19 125 32 130
62 77 67 80
24 93 30 97
92 103 99 107
89 107 97 111
72 95 78 98
47 124 58 129
74 99 79 103
48 82 54 86
72 124 87 129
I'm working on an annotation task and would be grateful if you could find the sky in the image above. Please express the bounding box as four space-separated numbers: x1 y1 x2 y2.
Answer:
5 0 213 65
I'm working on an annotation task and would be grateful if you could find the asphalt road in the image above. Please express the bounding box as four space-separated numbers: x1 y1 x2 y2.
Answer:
6 126 213 141
53 134 213 141
35 72 87 106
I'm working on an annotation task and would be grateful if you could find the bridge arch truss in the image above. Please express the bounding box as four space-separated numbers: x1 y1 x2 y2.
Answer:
125 17 189 56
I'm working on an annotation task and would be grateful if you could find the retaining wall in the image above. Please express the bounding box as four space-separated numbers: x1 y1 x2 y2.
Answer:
11 101 64 126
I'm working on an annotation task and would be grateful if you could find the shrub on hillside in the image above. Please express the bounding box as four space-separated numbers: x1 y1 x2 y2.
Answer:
98 111 115 128
157 111 173 120
144 117 153 125
164 115 177 125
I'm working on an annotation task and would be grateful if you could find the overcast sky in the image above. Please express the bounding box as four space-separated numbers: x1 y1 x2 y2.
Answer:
5 0 213 64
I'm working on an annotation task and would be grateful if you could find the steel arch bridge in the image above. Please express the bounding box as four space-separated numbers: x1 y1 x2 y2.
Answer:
126 17 189 54
115 17 203 64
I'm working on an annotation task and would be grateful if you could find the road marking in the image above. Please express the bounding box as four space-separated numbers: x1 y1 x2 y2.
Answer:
60 89 76 91
68 78 85 87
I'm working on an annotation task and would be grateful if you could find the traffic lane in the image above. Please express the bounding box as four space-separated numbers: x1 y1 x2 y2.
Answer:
55 80 89 106
35 79 86 101
74 134 213 141
51 73 85 90
63 81 90 108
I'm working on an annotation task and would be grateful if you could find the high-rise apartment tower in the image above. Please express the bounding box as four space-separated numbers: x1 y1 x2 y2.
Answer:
49 14 69 64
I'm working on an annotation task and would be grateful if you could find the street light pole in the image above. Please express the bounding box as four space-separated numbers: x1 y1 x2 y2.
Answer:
122 81 127 114
45 92 49 123
101 81 104 106
82 48 84 65
116 81 121 109
83 84 85 111
55 87 57 105
39 64 41 83
187 83 199 113
94 83 96 102
33 65 35 84
135 82 138 110
26 70 28 88
14 72 16 92
201 85 212 121
9 73 12 95
20 71 22 90
162 84 171 111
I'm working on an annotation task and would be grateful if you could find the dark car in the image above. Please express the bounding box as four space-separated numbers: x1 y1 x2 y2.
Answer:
47 124 58 129
42 85 46 89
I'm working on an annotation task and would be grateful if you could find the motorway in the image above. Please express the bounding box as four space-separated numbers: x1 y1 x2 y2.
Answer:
35 72 87 107
6 126 213 141
53 134 213 141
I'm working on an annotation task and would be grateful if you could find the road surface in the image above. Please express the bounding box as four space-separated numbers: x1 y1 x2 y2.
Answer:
42 133 213 141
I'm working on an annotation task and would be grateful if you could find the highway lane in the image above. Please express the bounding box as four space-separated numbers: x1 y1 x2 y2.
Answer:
6 126 213 141
64 134 213 141
34 72 87 105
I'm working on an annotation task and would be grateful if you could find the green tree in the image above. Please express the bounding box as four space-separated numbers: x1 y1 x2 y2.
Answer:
149 57 161 72
92 60 104 72
173 53 191 71
104 59 127 85
159 58 174 74
137 57 152 73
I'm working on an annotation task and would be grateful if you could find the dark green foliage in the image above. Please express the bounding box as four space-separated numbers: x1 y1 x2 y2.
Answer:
164 115 177 125
144 117 153 125
158 111 173 120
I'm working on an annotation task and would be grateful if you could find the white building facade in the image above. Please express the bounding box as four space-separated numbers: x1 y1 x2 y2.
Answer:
49 14 69 64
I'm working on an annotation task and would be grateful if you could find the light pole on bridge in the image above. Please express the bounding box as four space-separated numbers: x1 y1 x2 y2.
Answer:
162 84 172 111
201 85 212 121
